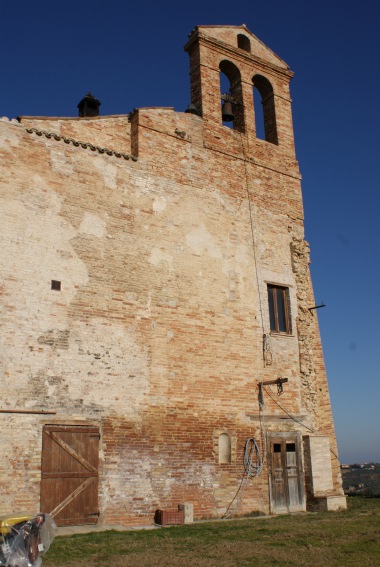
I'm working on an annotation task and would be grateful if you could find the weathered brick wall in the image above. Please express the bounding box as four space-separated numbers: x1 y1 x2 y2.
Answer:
19 115 132 157
0 25 344 525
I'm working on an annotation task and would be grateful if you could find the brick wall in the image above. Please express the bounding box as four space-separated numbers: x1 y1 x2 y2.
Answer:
0 25 345 525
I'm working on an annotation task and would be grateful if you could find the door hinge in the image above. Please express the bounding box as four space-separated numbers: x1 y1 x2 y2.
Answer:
87 511 100 517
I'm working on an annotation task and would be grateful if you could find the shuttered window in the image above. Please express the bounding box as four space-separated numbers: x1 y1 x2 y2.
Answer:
267 284 291 334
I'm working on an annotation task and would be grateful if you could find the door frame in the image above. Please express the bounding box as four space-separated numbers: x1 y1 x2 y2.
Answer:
267 431 306 514
40 424 100 526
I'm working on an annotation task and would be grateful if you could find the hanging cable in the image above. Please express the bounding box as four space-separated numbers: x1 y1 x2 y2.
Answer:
223 436 264 520
258 391 267 466
238 133 267 340
263 385 316 433
222 135 272 521
244 438 264 477
223 472 249 520
263 385 339 459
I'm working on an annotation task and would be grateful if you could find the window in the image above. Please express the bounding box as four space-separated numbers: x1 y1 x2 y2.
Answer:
237 34 251 52
218 433 232 464
51 280 61 291
267 284 291 334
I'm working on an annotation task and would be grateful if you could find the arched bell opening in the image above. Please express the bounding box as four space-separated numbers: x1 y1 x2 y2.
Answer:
219 60 245 133
252 74 278 145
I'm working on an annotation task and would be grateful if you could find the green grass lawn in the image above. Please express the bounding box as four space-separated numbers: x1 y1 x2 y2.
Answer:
43 497 380 567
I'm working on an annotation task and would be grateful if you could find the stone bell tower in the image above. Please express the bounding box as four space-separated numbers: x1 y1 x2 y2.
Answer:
185 25 346 512
184 25 297 155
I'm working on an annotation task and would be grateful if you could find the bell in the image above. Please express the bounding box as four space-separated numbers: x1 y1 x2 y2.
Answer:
222 100 234 122
185 103 199 115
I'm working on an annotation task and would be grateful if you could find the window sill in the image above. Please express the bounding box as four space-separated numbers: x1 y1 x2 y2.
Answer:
270 332 295 338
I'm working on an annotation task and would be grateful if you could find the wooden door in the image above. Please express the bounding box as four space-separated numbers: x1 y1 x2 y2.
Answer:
269 434 305 514
41 425 100 526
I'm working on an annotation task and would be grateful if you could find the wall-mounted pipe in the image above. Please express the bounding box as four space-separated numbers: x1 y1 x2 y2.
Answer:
0 409 57 415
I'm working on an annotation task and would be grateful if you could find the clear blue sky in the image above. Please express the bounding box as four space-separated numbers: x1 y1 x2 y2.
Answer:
2 1 379 464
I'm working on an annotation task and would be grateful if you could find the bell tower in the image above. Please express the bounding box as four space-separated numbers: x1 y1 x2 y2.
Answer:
184 25 296 156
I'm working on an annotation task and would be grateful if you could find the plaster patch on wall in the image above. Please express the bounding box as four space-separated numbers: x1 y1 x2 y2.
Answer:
256 208 294 281
64 319 150 415
79 212 107 238
22 176 63 216
0 184 88 394
50 148 74 175
135 292 152 320
222 245 251 280
149 248 173 268
93 159 117 190
185 225 222 258
133 175 152 193
153 196 167 213
210 187 242 216
0 125 21 150
234 245 251 270
10 318 150 416
104 445 156 510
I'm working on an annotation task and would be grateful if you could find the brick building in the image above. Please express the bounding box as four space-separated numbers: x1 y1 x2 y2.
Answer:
0 25 346 526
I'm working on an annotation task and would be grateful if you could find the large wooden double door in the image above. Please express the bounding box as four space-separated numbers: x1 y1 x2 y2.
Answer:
41 425 100 526
269 433 305 513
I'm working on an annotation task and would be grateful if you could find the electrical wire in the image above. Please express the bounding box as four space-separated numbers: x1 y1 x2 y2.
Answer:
263 385 316 433
221 125 271 521
222 471 250 520
263 385 339 459
239 132 267 342
258 394 267 465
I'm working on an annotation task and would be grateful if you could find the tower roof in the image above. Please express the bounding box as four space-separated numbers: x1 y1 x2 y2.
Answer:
186 24 290 70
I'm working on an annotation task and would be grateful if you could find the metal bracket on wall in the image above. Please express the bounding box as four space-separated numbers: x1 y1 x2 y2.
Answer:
309 302 326 313
0 409 57 414
259 377 289 395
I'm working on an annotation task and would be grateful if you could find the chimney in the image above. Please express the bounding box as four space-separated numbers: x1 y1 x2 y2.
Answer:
77 92 101 117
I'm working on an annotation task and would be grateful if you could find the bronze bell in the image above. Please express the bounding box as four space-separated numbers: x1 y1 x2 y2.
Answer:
222 100 234 122
185 103 199 115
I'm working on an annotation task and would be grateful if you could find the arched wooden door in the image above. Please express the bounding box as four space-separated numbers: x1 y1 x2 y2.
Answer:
41 425 100 526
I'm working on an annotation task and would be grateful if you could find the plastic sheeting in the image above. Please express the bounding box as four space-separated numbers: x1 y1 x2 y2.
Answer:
0 514 56 567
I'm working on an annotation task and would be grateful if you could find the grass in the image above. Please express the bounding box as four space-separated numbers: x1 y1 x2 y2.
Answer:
43 497 380 566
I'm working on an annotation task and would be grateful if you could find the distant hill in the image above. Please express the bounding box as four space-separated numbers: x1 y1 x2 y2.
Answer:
341 463 380 496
